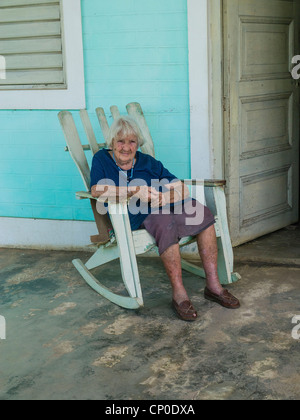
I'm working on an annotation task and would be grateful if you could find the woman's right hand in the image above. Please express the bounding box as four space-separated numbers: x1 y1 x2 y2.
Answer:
128 185 158 203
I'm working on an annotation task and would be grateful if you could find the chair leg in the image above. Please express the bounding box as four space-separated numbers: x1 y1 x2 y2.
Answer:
73 203 144 309
186 233 238 285
180 217 240 285
108 203 143 302
205 186 241 285
73 259 142 309
181 254 240 285
85 242 119 270
216 236 235 285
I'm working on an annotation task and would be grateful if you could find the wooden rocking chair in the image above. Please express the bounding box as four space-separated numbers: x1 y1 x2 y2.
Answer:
58 102 240 310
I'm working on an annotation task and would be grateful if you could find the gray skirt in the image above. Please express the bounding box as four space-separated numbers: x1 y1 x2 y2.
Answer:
141 199 215 255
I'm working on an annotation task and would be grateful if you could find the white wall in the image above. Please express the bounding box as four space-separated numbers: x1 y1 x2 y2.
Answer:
0 217 96 250
187 0 212 179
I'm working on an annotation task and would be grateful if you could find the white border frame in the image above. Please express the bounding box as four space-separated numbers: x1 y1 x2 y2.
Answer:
0 0 85 110
187 0 223 179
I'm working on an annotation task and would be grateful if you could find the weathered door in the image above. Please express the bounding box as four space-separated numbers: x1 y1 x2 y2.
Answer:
223 0 300 246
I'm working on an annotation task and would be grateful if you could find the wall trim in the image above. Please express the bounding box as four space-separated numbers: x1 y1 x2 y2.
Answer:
0 217 97 250
187 0 211 179
0 216 199 256
187 0 224 179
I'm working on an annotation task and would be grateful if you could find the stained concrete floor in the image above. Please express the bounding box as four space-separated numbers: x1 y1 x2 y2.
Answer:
0 224 299 400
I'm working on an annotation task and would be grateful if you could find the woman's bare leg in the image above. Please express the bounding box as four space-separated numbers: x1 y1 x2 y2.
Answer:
196 224 223 295
160 243 197 319
160 243 189 304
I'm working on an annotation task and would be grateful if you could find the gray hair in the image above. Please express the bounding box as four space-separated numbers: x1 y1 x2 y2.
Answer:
106 115 144 149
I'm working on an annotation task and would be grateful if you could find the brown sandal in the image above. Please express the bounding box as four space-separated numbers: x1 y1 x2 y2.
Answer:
172 299 198 322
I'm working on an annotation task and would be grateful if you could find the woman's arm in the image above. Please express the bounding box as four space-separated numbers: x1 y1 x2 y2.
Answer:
91 184 157 203
91 180 188 206
149 180 190 208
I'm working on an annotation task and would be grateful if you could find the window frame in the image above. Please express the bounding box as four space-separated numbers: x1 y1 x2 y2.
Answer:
0 0 86 110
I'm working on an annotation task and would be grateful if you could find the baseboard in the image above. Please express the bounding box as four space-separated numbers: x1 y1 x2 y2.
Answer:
0 217 98 251
0 217 201 255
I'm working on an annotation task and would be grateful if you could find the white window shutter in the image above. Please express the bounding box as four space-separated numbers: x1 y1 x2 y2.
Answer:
0 0 66 89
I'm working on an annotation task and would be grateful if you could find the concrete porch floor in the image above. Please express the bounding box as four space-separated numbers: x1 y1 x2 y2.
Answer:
0 224 299 400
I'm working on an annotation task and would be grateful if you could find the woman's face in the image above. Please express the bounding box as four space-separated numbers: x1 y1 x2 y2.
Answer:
112 133 138 166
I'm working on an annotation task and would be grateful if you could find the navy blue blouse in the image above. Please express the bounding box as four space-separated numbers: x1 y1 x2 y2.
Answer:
90 149 178 230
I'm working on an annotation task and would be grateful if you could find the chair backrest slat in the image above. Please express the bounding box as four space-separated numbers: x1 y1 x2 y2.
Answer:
58 111 90 191
95 107 110 143
126 102 155 157
110 105 121 120
79 110 100 156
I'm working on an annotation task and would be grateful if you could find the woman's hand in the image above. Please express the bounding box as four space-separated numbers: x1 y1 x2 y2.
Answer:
150 191 167 208
128 185 156 203
92 185 129 203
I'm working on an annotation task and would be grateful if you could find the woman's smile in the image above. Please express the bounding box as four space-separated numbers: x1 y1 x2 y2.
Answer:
111 134 138 169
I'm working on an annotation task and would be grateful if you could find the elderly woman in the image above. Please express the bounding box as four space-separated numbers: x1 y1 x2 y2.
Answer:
90 116 240 321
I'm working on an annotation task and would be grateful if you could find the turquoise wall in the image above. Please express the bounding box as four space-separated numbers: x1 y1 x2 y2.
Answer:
0 0 190 221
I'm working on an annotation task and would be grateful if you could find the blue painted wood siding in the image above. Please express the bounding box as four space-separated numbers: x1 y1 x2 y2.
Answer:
0 0 190 221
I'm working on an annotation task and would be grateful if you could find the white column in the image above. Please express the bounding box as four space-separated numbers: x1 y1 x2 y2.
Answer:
187 0 211 179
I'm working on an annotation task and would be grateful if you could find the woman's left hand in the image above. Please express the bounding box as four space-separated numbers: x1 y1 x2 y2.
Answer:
150 191 167 208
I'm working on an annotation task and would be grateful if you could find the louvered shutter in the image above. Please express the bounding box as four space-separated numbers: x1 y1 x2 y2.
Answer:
0 0 66 89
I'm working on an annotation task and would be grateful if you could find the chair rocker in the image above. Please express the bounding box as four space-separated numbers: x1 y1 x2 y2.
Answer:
58 102 240 310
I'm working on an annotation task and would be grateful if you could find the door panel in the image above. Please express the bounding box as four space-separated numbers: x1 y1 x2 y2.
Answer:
223 0 299 246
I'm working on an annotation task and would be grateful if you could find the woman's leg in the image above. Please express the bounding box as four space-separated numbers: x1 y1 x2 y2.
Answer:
196 224 223 295
142 213 188 299
142 212 197 319
173 200 222 294
160 243 189 303
160 243 197 320
196 224 240 308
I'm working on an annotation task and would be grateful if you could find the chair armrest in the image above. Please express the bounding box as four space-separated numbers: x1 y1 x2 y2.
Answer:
75 191 129 205
75 191 95 200
65 143 106 152
181 179 226 187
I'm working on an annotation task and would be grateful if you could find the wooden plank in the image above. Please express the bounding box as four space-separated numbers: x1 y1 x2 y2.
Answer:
0 0 58 7
0 21 61 39
58 111 91 191
65 142 106 152
75 191 94 200
0 69 64 85
85 244 119 270
126 102 155 157
132 229 156 255
79 110 100 156
0 5 60 23
108 202 143 303
110 105 121 119
182 179 226 187
204 185 233 284
0 38 62 54
4 53 62 70
95 107 109 143
73 259 142 310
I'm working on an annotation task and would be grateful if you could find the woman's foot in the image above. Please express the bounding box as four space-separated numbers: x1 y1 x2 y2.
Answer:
172 299 198 321
204 287 240 309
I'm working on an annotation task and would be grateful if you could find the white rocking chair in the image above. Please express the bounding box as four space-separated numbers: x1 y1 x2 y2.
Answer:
58 102 240 309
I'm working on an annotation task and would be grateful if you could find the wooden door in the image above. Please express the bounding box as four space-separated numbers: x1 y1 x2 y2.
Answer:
223 0 299 246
